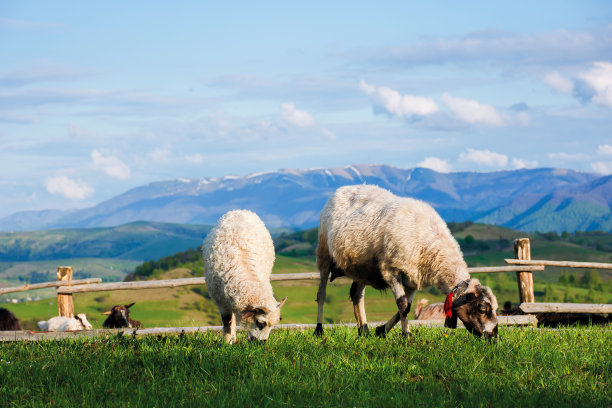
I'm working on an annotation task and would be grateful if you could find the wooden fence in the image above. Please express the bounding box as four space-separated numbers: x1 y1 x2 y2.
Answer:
0 238 610 335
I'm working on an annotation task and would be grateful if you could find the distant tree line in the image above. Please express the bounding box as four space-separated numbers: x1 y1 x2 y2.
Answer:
124 247 202 281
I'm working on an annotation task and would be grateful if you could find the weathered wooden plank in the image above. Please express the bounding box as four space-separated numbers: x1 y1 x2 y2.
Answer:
0 316 538 342
57 266 74 318
0 278 102 295
468 265 544 273
514 238 535 303
57 277 208 294
520 302 612 314
505 259 612 270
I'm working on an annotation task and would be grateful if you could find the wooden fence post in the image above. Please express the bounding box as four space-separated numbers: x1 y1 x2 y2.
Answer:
57 266 74 317
514 238 535 303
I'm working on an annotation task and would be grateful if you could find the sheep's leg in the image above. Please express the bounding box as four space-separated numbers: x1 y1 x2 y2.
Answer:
221 312 236 344
397 288 416 335
375 312 400 338
375 281 416 338
314 269 330 336
350 282 369 336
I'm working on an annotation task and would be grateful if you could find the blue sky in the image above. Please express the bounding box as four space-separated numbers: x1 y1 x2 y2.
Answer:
1 1 612 218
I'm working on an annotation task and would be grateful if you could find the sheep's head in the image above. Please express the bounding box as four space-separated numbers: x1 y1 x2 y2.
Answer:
241 297 287 341
444 279 498 339
75 313 93 330
103 303 135 328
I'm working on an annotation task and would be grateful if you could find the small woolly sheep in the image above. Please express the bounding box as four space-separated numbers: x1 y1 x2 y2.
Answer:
315 185 498 339
103 303 142 329
38 313 93 332
0 308 21 330
202 210 287 344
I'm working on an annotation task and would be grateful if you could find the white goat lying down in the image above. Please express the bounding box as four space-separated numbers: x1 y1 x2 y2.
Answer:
202 210 287 344
38 313 93 332
315 184 499 339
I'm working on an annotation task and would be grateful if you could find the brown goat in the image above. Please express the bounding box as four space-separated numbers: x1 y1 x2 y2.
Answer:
103 303 142 329
0 308 21 330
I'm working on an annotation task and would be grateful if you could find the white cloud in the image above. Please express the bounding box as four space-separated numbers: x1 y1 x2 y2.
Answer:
281 102 316 127
577 61 612 109
0 61 102 86
591 161 612 174
45 176 93 200
369 27 612 68
91 149 131 180
359 80 439 118
547 152 589 161
459 148 508 167
441 93 505 126
597 144 612 156
543 71 574 94
185 153 204 164
511 158 539 169
148 147 172 163
418 157 451 173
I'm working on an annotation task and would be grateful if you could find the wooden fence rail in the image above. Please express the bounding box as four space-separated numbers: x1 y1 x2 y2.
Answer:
520 302 612 314
56 266 545 295
505 259 612 270
0 278 102 295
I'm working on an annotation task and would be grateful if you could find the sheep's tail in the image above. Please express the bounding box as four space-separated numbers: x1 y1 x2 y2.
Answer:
37 321 49 331
414 299 429 319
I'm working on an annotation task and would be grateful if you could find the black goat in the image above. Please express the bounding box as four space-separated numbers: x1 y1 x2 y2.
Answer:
0 308 21 330
102 303 142 329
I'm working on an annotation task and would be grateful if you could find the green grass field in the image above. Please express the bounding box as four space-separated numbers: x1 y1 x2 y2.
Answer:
0 326 609 407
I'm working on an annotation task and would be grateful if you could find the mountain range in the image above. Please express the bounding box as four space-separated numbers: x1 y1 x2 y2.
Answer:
1 164 611 233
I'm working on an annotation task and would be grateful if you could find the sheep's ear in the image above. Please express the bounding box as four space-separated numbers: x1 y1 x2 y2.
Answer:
278 296 288 309
125 303 135 308
241 306 255 320
103 311 111 315
444 314 458 329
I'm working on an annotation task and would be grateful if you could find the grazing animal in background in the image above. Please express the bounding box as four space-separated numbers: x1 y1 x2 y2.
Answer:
315 185 499 339
103 303 142 329
414 299 446 320
499 300 522 316
202 210 288 344
38 313 93 332
0 308 21 330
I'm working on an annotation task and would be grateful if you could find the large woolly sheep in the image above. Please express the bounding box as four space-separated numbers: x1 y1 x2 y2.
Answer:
315 185 498 339
202 210 287 344
0 308 21 330
103 303 142 329
38 313 93 332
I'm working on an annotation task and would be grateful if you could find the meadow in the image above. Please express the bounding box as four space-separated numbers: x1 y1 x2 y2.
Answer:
0 326 609 407
3 222 612 330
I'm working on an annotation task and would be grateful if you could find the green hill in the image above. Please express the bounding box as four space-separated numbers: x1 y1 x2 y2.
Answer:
0 221 211 261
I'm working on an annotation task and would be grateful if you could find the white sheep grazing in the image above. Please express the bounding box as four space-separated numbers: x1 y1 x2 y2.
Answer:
315 185 498 339
202 210 287 344
38 313 93 332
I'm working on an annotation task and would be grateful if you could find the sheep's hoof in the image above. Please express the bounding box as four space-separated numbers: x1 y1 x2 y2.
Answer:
375 325 387 338
314 323 324 337
358 324 370 336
